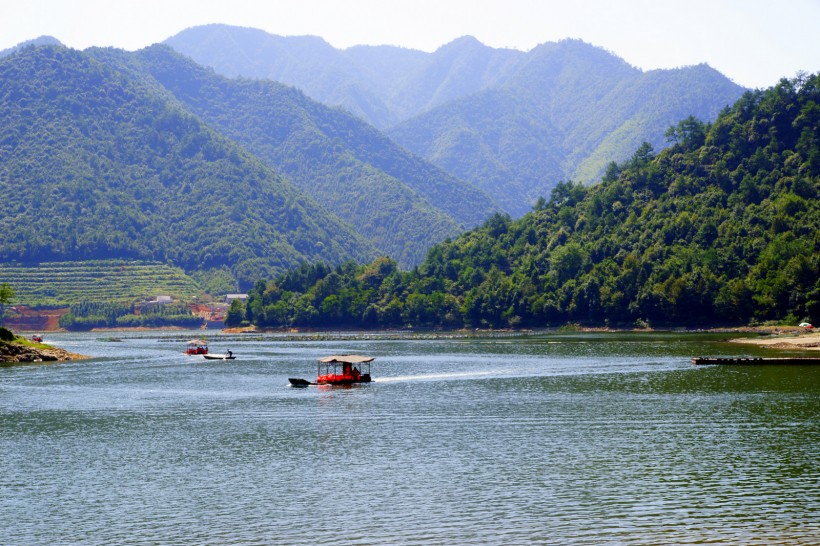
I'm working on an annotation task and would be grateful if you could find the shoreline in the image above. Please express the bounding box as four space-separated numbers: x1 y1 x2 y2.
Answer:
6 324 818 352
727 329 819 351
0 342 89 364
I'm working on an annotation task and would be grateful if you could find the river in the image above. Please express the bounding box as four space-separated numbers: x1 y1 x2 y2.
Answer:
1 331 818 544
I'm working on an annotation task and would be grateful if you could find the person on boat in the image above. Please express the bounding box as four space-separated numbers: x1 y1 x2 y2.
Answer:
353 367 361 381
227 350 232 358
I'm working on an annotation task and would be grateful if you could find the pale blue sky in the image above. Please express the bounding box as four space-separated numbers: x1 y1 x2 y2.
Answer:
3 0 818 89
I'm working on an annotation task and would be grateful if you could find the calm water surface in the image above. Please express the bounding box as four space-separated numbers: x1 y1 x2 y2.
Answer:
1 331 818 545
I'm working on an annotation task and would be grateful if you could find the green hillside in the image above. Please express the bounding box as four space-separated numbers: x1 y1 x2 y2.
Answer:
126 45 497 267
235 74 820 329
389 40 746 215
0 45 377 288
0 260 202 307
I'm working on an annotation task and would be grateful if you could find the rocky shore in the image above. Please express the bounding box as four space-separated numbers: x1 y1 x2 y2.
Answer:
0 340 87 363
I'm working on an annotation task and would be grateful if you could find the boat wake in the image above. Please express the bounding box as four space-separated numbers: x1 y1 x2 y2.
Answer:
376 370 502 383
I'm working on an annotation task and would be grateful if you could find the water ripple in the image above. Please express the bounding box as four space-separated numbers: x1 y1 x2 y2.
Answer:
2 332 819 544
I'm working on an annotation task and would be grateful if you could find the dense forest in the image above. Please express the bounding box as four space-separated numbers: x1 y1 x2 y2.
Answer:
233 74 820 329
58 301 203 330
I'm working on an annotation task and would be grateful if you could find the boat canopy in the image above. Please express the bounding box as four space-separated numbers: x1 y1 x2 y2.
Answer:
187 339 208 345
318 354 374 364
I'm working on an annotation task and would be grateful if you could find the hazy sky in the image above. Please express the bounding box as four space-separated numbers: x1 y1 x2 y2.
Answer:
3 0 818 89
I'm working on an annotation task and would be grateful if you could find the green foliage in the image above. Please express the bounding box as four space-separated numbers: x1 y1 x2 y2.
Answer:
0 283 13 304
0 283 13 319
241 74 820 328
665 116 707 149
59 301 130 330
190 267 238 298
224 299 245 327
59 299 203 330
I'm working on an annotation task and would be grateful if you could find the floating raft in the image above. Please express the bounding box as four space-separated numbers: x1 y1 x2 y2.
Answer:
692 356 820 365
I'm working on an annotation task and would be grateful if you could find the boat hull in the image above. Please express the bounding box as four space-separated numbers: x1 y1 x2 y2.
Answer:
315 374 372 385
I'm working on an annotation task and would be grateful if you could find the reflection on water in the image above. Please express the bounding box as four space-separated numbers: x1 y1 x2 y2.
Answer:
1 331 819 544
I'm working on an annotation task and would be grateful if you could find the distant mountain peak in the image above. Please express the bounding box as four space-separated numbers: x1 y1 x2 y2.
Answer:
0 35 64 58
435 35 487 51
170 24 334 50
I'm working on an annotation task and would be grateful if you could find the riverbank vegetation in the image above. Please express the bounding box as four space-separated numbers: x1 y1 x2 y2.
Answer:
233 74 819 330
58 301 204 330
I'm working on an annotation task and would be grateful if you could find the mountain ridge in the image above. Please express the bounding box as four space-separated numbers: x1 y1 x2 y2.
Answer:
165 25 747 215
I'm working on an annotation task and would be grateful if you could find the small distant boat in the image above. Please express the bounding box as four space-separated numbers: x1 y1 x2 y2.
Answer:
289 354 374 387
31 335 43 343
203 352 235 360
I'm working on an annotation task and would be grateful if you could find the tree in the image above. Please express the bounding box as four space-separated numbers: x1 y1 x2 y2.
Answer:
0 283 13 305
665 116 706 149
549 180 586 209
0 283 14 320
224 298 245 327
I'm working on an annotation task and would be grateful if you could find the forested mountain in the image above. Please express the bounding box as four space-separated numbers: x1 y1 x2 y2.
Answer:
165 25 746 216
0 45 378 288
236 74 820 329
121 45 496 267
388 41 747 215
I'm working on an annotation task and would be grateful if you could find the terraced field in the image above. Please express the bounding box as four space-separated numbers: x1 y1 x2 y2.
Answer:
0 260 203 306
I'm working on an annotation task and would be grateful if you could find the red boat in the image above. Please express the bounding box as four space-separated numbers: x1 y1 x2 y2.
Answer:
289 354 374 387
185 339 208 355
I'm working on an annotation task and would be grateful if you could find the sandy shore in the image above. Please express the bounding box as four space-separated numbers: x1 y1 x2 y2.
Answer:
728 329 820 351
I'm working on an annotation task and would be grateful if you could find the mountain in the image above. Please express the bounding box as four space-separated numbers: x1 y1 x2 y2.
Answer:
0 45 378 288
164 25 525 128
388 40 747 215
235 74 820 329
118 45 496 267
165 26 747 216
164 25 402 127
